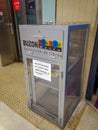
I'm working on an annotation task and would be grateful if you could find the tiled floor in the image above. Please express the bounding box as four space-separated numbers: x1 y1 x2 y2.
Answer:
0 62 98 130
0 102 39 130
65 101 98 130
0 62 60 130
76 104 98 130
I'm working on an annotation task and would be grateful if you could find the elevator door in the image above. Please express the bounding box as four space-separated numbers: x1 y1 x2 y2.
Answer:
0 0 17 66
14 0 42 60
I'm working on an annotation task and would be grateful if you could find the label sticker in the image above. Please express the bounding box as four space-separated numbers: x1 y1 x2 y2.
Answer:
33 60 51 81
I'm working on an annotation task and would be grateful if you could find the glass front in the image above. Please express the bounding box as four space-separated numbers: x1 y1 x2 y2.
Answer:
34 63 60 116
64 28 87 124
67 28 87 96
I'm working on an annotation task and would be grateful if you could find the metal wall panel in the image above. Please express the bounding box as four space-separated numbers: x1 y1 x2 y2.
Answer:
0 0 17 65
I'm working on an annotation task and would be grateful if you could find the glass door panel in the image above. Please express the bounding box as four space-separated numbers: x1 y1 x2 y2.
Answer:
33 61 60 116
36 82 58 115
67 28 87 96
64 28 87 124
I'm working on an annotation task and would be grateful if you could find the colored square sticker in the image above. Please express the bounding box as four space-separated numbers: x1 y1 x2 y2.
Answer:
38 39 41 45
58 42 62 48
49 41 52 47
46 40 49 46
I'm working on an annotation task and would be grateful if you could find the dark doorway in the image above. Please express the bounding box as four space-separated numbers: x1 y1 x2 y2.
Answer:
86 27 98 100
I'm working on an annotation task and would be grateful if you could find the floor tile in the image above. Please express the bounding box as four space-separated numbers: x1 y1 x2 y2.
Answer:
0 102 39 130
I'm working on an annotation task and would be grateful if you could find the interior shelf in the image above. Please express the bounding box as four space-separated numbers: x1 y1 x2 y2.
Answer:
68 56 80 72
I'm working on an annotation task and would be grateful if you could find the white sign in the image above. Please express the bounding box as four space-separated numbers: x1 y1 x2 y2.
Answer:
33 60 51 81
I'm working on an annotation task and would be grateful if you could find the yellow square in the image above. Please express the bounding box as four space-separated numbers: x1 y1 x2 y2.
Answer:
58 42 62 48
46 40 49 46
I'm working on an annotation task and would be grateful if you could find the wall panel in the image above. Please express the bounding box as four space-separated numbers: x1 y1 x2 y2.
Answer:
72 0 81 22
84 0 93 22
56 0 63 24
57 0 98 98
78 0 88 22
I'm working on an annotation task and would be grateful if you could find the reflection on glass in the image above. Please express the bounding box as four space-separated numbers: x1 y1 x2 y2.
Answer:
67 29 86 96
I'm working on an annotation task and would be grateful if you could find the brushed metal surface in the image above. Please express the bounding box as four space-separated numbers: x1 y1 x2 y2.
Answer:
0 23 15 65
0 0 16 66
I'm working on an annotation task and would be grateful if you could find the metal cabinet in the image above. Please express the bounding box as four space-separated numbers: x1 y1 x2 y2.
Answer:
19 24 89 128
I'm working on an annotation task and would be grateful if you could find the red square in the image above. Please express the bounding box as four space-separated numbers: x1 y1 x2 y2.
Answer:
13 0 21 11
38 39 42 45
49 41 52 47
